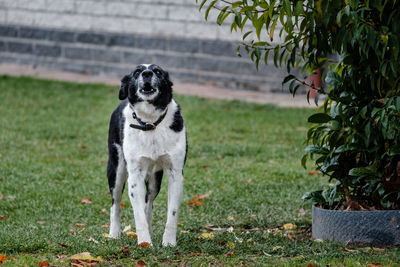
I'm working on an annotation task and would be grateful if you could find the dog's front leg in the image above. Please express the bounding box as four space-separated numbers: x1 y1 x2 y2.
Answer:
162 168 183 246
127 166 152 245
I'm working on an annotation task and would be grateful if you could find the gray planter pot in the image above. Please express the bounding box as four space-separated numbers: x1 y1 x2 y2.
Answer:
312 205 400 245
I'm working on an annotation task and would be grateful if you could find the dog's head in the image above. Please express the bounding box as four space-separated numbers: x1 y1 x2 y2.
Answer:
119 64 173 109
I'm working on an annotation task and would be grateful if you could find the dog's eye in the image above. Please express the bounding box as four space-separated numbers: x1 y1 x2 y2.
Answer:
154 69 161 75
133 70 141 78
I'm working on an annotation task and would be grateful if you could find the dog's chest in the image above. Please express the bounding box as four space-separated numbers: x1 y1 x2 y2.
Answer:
122 105 179 162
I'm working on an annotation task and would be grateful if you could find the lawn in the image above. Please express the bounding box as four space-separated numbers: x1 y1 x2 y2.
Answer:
0 76 398 266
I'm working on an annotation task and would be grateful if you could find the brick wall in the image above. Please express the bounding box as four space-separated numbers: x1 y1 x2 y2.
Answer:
0 0 288 91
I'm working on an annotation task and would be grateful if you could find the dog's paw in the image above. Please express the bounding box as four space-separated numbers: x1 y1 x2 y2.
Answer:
108 230 122 239
162 233 176 247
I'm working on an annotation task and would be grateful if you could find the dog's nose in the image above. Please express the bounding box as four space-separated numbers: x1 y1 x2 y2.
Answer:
141 70 153 79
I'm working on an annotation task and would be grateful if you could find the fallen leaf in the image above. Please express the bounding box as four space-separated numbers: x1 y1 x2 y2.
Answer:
225 251 234 257
307 263 316 267
180 230 190 233
126 231 137 239
139 242 150 248
81 145 87 150
121 245 130 254
227 216 237 221
88 237 99 244
272 246 283 251
194 201 203 207
0 254 7 263
68 252 103 262
202 165 209 169
341 247 356 253
103 233 109 238
0 215 8 220
0 194 3 199
74 223 85 227
283 223 297 230
101 208 107 214
69 229 76 234
36 261 49 266
250 214 257 219
197 232 214 240
81 198 92 204
226 241 235 249
368 264 383 267
308 171 319 175
247 178 253 183
123 225 131 232
37 221 46 225
186 200 197 205
190 252 200 256
120 203 126 208
101 223 110 228
58 243 69 248
373 247 383 252
136 259 146 266
56 254 67 260
296 255 305 260
313 238 323 243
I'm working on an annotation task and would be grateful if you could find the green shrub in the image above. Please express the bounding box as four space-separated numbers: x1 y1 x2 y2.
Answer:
197 0 400 209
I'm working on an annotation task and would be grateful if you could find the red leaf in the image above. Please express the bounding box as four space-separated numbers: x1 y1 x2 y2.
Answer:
136 259 146 267
0 215 8 220
58 243 69 248
194 201 203 207
0 254 7 263
81 145 87 150
36 261 49 266
226 251 234 257
120 203 126 208
139 242 150 248
308 171 319 175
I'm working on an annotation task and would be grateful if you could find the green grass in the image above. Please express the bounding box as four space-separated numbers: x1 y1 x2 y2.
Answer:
0 75 398 266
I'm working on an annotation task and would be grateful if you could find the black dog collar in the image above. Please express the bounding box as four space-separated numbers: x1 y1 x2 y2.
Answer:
130 108 168 131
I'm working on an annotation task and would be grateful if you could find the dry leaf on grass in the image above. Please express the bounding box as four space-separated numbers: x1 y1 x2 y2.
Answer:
74 223 85 227
81 198 92 204
68 252 103 262
0 254 8 263
139 242 150 248
135 259 146 267
0 215 8 220
36 261 49 266
120 203 126 208
283 223 297 230
101 223 110 228
197 232 214 240
101 208 107 214
226 241 235 249
126 231 137 239
308 171 319 175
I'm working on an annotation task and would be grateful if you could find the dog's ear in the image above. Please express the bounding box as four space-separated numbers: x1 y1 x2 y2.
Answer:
165 71 173 88
119 74 130 100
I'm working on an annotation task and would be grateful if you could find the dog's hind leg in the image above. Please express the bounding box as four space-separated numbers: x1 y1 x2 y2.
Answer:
108 144 127 238
162 168 184 246
144 170 163 237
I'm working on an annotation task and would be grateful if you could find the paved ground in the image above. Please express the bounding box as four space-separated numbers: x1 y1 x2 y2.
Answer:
0 64 316 108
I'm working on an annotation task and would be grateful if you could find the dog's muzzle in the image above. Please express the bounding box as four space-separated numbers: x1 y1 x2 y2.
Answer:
139 70 157 95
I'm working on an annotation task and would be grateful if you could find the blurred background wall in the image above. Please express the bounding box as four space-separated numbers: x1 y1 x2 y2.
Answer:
0 0 288 91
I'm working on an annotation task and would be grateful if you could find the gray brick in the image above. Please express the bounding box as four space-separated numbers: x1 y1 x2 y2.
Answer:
76 32 106 44
0 41 6 51
185 55 218 71
201 40 235 57
167 38 199 53
153 53 185 68
64 47 91 60
107 34 135 47
35 44 61 57
122 51 152 65
0 25 18 37
49 30 75 43
218 60 259 76
8 42 33 54
134 35 166 51
91 48 120 63
20 26 50 39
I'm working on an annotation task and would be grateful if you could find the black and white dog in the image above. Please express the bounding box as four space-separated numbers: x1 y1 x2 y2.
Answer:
107 64 187 246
